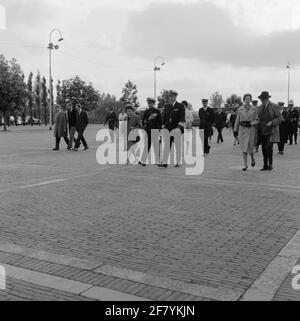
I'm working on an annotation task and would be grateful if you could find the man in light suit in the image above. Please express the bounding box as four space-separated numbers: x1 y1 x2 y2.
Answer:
258 91 283 171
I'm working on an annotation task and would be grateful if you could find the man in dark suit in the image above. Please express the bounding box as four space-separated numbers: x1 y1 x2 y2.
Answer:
199 99 215 155
68 103 79 151
286 100 299 145
258 91 283 171
277 102 289 155
139 98 162 166
74 104 89 151
160 90 185 168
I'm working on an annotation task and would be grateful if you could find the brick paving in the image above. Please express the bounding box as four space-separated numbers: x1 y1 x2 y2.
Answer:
0 125 299 300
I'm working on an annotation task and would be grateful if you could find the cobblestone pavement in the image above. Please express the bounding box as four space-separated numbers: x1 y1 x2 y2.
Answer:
0 125 299 301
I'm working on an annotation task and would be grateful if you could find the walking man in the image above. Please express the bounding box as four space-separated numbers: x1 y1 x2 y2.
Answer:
277 102 289 155
53 105 69 151
199 99 215 155
74 104 89 151
68 103 79 151
139 98 162 166
257 91 283 171
160 90 185 168
286 100 299 145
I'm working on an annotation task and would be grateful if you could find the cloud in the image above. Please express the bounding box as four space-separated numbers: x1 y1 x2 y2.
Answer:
122 1 300 67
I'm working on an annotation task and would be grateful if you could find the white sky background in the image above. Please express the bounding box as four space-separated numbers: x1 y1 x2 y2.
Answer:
1 0 300 108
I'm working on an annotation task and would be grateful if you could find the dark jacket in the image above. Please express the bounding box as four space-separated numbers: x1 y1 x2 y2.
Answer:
215 111 227 129
142 107 162 130
279 110 289 143
199 107 215 132
105 112 117 130
162 102 185 132
77 110 89 131
68 108 79 128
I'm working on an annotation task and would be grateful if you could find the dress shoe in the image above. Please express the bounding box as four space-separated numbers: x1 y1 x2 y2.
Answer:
158 164 168 168
260 166 269 171
242 167 248 171
174 164 181 168
138 161 146 167
251 162 256 168
52 148 59 151
84 146 89 151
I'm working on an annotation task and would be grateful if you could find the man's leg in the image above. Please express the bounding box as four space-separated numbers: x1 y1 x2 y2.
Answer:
261 135 268 169
54 137 61 150
69 127 76 149
204 131 209 154
294 127 298 144
81 131 88 149
64 136 69 147
74 130 83 149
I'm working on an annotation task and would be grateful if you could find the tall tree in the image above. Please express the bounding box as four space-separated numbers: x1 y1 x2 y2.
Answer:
120 80 140 109
34 71 41 122
27 72 34 125
0 55 27 131
41 77 48 125
226 94 243 110
59 75 100 111
157 89 172 110
210 91 224 110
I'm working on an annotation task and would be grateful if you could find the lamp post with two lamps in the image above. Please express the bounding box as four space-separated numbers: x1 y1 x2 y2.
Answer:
154 56 166 106
48 29 64 130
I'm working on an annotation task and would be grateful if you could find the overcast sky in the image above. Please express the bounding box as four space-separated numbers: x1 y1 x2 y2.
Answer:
1 0 300 108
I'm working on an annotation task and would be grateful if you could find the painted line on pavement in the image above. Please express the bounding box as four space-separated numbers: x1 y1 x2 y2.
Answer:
240 229 300 301
20 179 68 189
2 263 150 301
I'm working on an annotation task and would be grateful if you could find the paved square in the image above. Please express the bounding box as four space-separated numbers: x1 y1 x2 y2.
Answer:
0 125 299 301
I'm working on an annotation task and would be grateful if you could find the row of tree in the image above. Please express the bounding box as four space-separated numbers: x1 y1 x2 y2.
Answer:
1 54 245 132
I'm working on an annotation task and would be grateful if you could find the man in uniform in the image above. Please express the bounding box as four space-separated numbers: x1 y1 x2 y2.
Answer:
160 90 185 168
139 98 162 166
199 99 215 155
286 100 299 145
277 102 289 155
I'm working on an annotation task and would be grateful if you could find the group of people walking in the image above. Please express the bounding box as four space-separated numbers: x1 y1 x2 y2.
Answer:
53 103 89 151
52 90 299 172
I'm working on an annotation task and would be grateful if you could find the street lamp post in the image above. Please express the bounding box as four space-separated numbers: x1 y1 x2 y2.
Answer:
287 62 291 105
154 56 165 106
48 29 64 130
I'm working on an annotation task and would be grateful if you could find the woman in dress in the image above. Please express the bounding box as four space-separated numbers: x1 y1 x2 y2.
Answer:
234 94 259 171
118 107 128 151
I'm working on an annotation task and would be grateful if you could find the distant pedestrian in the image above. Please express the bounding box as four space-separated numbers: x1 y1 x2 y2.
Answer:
257 91 283 171
182 101 194 156
53 105 69 151
199 99 215 156
73 104 89 151
277 102 289 155
286 100 299 145
234 94 259 171
215 106 227 144
68 103 79 151
118 107 128 151
105 108 118 143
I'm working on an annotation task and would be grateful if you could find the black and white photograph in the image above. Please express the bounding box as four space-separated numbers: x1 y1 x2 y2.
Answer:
0 0 300 309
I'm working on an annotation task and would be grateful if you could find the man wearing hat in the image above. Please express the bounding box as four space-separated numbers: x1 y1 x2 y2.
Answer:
124 103 142 164
286 100 299 145
160 90 185 168
257 92 283 171
139 98 162 166
199 99 215 155
277 102 289 155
